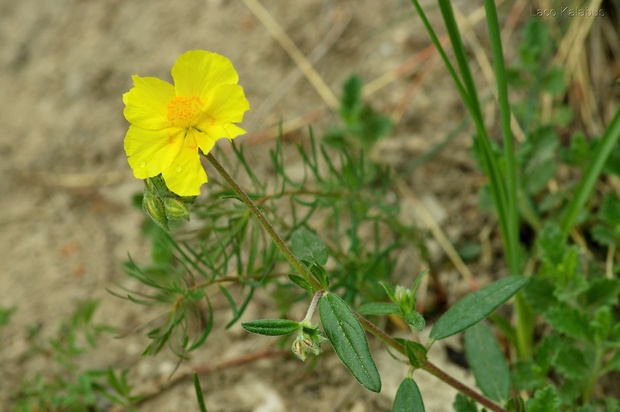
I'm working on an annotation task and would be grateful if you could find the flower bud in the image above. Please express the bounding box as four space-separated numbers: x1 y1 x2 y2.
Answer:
180 195 197 204
395 285 415 312
164 197 190 221
145 175 168 197
143 192 169 231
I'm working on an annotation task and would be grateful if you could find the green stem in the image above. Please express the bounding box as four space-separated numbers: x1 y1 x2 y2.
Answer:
422 361 507 412
206 153 322 291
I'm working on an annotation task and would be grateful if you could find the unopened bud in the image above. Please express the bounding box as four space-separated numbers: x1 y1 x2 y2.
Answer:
143 192 169 231
180 195 197 204
145 175 168 196
164 197 190 221
395 285 415 312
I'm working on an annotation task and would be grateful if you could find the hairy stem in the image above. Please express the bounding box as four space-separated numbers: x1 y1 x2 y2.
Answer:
303 290 324 323
422 361 507 412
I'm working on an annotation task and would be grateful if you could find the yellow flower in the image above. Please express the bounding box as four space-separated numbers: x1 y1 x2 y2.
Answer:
123 50 250 196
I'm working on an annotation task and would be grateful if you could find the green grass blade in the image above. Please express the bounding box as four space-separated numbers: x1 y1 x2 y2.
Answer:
409 0 472 112
483 0 519 273
432 0 512 275
560 107 620 238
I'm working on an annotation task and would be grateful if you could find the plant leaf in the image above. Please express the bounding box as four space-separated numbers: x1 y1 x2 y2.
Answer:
543 304 591 341
404 340 428 369
464 323 510 402
404 311 426 331
288 274 314 293
430 276 529 340
319 293 381 392
452 393 478 412
290 228 328 266
392 377 425 412
242 319 300 336
525 386 561 412
358 302 400 316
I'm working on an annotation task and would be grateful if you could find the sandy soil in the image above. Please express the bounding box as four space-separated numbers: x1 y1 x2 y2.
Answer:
0 0 493 410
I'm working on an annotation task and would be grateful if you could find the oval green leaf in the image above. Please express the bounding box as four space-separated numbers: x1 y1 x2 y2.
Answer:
319 293 381 392
430 275 529 340
288 274 314 293
358 302 400 316
404 340 428 369
464 323 510 402
392 377 425 412
291 228 328 265
404 311 426 331
242 319 300 336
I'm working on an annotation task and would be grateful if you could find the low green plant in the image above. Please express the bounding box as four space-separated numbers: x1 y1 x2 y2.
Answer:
117 1 620 411
10 301 140 411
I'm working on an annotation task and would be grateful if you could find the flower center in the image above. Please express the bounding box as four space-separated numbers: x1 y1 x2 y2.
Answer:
167 96 202 128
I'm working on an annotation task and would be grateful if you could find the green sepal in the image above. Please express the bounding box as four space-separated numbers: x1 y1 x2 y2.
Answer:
164 197 190 221
142 190 168 231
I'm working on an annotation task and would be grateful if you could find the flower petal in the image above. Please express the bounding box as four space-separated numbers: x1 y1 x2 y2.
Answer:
171 50 239 102
202 123 247 142
124 125 184 179
194 130 216 156
196 84 249 129
123 76 175 129
222 123 247 140
162 129 208 196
